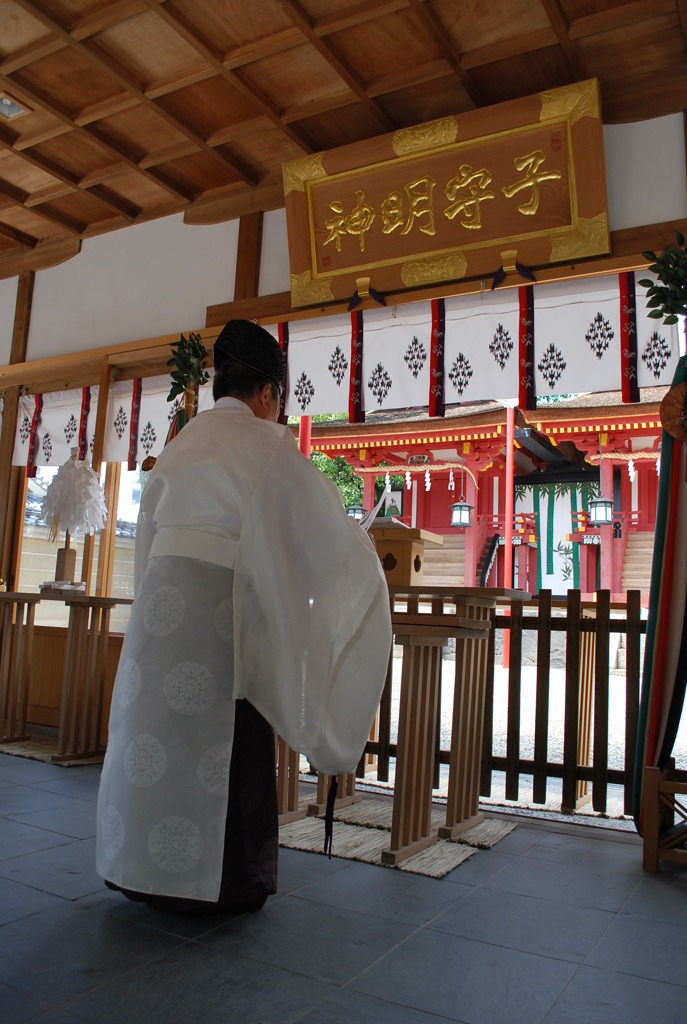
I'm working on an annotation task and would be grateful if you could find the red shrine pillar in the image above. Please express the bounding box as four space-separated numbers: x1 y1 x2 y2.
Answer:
462 472 478 586
363 473 375 512
298 415 311 457
599 453 614 592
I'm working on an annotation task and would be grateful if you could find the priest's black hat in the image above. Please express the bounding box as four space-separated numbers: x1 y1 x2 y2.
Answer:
213 320 285 390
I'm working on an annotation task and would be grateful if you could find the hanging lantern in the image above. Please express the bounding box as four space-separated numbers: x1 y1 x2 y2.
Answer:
589 431 614 526
450 450 472 527
588 496 614 525
346 504 365 520
450 499 473 527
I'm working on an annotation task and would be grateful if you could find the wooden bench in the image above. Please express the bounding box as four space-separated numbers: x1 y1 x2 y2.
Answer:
642 761 687 871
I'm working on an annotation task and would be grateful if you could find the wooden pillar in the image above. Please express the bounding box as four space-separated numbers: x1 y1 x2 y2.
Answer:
0 272 34 589
82 358 112 591
234 212 264 302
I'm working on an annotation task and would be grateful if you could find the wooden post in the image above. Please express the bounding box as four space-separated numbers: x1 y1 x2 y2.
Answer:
82 358 112 591
0 271 34 589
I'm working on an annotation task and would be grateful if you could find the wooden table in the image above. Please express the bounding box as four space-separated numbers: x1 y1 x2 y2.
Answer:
53 594 131 762
0 592 40 743
382 586 526 865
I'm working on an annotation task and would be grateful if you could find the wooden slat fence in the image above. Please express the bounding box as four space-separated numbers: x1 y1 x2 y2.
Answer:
359 588 646 819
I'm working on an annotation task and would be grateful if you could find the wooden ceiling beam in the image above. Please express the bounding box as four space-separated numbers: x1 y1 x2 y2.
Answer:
69 0 150 40
12 0 259 187
0 222 35 248
366 60 452 99
1 68 193 203
75 94 140 126
0 36 65 75
568 0 675 39
140 0 315 155
144 63 217 100
222 29 304 70
460 29 559 70
405 0 486 107
674 0 687 48
279 0 398 133
539 0 590 80
315 0 412 35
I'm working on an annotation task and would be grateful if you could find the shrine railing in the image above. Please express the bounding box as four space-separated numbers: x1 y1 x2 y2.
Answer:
358 587 646 821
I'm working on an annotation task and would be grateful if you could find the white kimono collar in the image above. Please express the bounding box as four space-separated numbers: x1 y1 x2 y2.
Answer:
213 397 254 415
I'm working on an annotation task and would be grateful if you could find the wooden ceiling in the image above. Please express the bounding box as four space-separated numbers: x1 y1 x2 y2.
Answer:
1 0 687 282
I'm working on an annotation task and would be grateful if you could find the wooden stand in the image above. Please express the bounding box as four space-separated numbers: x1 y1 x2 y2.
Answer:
276 736 307 825
382 586 525 864
308 771 360 815
381 632 445 865
642 761 687 872
370 524 443 587
439 595 494 838
53 596 119 761
0 593 40 742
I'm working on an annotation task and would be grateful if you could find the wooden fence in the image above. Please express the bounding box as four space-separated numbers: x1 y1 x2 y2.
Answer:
358 588 645 819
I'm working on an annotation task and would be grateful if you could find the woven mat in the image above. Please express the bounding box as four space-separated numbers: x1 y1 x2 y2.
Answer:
279 816 476 877
279 798 516 878
331 797 516 848
0 736 103 767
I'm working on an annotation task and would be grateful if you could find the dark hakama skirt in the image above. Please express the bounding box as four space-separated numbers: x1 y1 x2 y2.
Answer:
106 699 279 914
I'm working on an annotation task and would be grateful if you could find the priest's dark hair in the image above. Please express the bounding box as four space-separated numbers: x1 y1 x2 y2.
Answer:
213 319 284 402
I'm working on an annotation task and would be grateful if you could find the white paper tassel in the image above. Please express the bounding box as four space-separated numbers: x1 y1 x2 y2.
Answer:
41 455 108 540
385 471 391 493
405 471 411 490
627 458 635 482
425 469 431 491
448 468 455 490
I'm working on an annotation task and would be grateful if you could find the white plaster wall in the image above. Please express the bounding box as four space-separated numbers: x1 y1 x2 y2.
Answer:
259 207 290 295
604 115 687 232
0 276 18 366
26 214 239 360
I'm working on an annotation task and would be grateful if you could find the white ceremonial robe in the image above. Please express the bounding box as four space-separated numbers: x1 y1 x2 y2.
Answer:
96 398 391 901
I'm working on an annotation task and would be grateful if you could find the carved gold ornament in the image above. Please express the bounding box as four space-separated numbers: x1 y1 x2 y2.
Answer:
282 153 327 195
539 80 599 125
401 252 467 287
290 270 334 306
549 214 609 260
393 117 459 157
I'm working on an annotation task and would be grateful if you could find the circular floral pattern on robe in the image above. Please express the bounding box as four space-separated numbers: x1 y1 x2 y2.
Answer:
163 661 217 715
100 805 125 860
124 732 167 787
143 585 185 636
148 816 203 873
213 597 234 643
197 742 232 796
115 658 142 708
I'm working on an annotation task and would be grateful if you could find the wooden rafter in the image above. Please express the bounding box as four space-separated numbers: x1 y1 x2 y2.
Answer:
141 0 315 155
10 0 259 187
279 0 398 133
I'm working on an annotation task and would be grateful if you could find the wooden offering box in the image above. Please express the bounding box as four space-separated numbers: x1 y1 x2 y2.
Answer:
370 522 443 586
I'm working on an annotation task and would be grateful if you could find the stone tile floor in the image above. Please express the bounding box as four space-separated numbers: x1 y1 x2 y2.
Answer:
0 751 686 1023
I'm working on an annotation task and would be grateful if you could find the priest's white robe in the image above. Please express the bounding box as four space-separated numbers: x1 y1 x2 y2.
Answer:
96 398 391 902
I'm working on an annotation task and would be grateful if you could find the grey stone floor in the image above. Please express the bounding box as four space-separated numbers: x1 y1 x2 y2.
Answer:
1 750 686 1024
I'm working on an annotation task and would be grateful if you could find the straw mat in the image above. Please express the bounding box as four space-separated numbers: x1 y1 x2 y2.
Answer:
279 797 516 878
